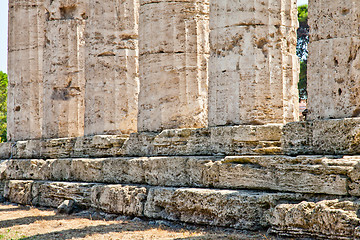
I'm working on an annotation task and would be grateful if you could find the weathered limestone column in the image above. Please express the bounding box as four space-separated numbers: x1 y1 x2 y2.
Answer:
208 0 299 126
84 0 139 135
7 0 45 141
138 0 209 132
307 0 360 120
42 0 88 138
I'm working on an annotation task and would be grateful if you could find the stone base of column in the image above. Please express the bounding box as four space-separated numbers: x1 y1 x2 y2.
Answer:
0 124 283 159
282 118 360 155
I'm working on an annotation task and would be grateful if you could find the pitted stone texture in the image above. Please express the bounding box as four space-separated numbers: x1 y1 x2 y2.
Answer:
139 0 209 55
31 181 96 207
138 0 209 132
1 155 356 196
127 125 282 156
84 0 139 135
45 0 88 21
144 187 304 229
0 181 4 198
4 180 34 205
43 19 86 139
0 126 282 159
0 142 12 159
218 156 354 196
347 158 360 196
210 0 298 29
209 0 299 126
7 0 45 141
269 200 360 239
281 121 313 155
307 38 360 120
309 0 360 41
0 159 51 181
282 118 360 155
4 180 97 207
308 0 360 120
91 184 147 216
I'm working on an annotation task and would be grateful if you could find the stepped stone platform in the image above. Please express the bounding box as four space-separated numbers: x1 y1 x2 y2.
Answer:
2 123 360 239
0 125 282 159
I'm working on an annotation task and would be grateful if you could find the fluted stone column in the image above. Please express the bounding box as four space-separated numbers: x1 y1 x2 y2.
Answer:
307 0 360 120
138 0 210 132
42 0 88 138
208 0 299 126
7 0 45 141
84 0 139 135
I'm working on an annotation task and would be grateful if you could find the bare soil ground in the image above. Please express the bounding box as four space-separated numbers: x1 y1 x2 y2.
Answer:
0 202 275 240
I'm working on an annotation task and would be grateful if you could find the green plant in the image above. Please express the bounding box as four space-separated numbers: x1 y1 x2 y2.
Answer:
297 4 309 99
0 71 7 142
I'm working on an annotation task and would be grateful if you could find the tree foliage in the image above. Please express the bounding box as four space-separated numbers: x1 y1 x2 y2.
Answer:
0 71 7 142
297 4 309 99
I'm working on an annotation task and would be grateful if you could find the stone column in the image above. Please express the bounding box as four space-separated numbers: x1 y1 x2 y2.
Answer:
84 0 139 135
208 0 299 126
138 0 209 132
42 0 88 138
307 0 360 120
7 0 45 141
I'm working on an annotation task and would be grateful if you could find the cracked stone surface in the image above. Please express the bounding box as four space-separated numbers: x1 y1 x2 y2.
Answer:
137 0 210 131
208 0 299 126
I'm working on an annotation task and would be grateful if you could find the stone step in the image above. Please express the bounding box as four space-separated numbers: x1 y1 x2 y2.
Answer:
1 155 359 196
4 180 360 237
0 125 282 159
2 180 307 230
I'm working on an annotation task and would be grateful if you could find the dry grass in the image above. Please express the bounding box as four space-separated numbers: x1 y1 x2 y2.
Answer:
0 203 272 240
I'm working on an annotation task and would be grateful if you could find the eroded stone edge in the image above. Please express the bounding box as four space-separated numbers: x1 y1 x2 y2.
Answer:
0 155 357 196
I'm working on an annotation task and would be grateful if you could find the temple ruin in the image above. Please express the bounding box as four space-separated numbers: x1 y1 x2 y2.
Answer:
2 0 360 239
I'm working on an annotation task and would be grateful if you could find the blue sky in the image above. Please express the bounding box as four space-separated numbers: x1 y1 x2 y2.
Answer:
0 1 8 73
0 0 308 74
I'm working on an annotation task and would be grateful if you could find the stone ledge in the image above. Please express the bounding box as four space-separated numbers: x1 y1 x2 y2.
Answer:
4 180 360 237
1 155 358 196
0 125 282 159
2 180 306 230
282 118 360 155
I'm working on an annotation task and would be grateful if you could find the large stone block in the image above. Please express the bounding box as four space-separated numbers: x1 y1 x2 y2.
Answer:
138 0 209 131
217 156 353 196
7 0 45 141
91 184 147 216
309 0 360 41
4 180 97 207
43 19 86 138
347 159 360 196
128 125 283 156
84 0 139 135
269 200 360 239
31 181 96 207
144 187 304 229
4 180 34 205
209 4 299 126
282 118 360 155
307 38 360 120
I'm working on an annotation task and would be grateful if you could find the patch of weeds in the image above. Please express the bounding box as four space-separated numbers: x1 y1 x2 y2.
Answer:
0 229 29 240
